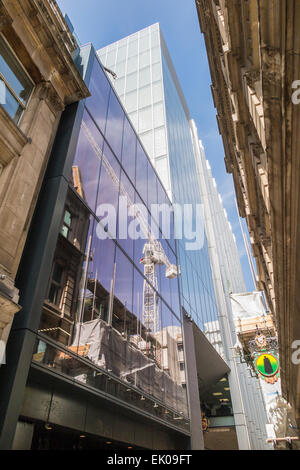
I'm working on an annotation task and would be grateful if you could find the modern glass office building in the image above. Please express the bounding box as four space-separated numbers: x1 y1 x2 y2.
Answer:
0 43 190 450
0 17 270 450
36 44 188 420
98 23 220 346
99 25 271 450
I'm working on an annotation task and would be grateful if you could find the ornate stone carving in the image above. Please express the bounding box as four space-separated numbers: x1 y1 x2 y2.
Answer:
38 81 65 114
0 0 13 32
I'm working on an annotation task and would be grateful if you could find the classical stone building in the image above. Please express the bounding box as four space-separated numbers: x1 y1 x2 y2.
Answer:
0 0 89 363
196 0 300 427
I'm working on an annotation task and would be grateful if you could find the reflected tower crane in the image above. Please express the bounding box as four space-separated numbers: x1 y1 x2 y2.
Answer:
81 121 178 334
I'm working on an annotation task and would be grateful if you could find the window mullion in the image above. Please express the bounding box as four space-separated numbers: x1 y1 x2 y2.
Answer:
0 72 26 109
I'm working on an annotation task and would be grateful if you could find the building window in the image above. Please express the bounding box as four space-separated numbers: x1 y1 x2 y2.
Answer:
0 35 34 123
48 262 65 307
179 362 185 371
61 209 72 239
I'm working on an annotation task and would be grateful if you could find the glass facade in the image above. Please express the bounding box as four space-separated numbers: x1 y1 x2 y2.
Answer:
98 25 220 345
33 46 189 430
98 24 171 197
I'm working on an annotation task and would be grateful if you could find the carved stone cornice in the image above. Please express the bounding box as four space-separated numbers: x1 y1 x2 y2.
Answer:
2 0 90 104
0 0 13 32
243 69 261 89
38 80 65 114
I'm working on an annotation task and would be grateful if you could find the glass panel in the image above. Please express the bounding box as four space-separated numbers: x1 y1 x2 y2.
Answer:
128 111 138 130
105 90 124 163
91 230 115 296
153 102 165 128
155 156 170 193
140 131 154 160
115 60 126 77
139 85 151 108
118 170 134 259
64 210 72 227
151 46 161 64
1 86 22 122
152 81 163 103
133 192 148 269
139 35 150 53
98 50 107 63
139 66 151 87
170 274 181 319
152 62 161 81
121 117 136 184
128 40 138 57
124 89 137 113
117 45 127 62
61 225 69 239
154 127 167 157
138 105 152 133
106 49 116 67
136 142 148 205
126 72 137 93
139 50 150 69
127 55 138 74
151 31 160 48
97 141 121 218
114 77 125 96
158 244 171 308
107 43 117 52
73 110 103 213
147 160 158 209
86 58 110 135
113 248 133 335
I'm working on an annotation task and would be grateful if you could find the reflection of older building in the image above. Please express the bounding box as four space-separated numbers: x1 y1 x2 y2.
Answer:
196 0 300 428
39 185 90 345
99 23 271 449
154 326 182 385
0 0 89 365
0 37 190 450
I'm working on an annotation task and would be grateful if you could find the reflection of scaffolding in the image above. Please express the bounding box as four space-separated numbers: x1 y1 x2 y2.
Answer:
81 121 178 334
140 241 177 333
141 243 159 333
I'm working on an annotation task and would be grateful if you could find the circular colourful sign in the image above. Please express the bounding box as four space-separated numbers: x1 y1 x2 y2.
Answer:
255 353 279 377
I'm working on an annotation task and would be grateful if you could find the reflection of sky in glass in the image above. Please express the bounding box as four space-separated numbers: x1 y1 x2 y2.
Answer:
0 55 25 101
72 53 178 321
36 44 189 422
161 41 219 330
0 36 33 120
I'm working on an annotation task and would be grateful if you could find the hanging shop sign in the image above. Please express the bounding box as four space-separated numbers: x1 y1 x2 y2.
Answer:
254 352 280 384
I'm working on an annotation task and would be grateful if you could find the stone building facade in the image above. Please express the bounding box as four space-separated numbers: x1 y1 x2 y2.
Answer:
196 0 300 427
0 0 89 363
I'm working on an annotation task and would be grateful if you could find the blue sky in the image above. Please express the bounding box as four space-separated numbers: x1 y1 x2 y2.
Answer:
57 0 256 291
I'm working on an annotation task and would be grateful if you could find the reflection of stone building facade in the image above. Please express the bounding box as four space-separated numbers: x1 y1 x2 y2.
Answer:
39 185 90 345
154 326 183 386
196 0 300 427
100 23 271 449
0 36 190 450
0 0 88 363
